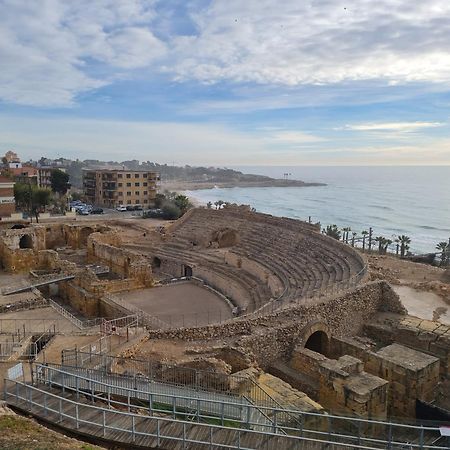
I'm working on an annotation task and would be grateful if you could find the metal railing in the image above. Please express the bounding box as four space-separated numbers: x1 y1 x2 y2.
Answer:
59 351 278 409
48 299 101 330
4 377 448 449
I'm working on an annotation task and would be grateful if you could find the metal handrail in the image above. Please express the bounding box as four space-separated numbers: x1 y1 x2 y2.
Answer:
4 378 447 449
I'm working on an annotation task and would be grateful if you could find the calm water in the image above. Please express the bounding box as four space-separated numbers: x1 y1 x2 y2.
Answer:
186 166 450 254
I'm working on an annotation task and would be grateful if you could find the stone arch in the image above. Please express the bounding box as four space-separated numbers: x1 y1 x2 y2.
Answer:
152 257 161 269
19 234 33 249
79 227 94 246
299 322 331 357
184 265 193 277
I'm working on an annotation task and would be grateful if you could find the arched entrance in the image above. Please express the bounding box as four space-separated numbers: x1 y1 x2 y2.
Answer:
184 265 193 277
79 227 93 246
19 234 33 249
152 257 161 269
305 330 329 356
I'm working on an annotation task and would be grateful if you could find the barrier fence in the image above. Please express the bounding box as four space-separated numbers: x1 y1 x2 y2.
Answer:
4 368 448 449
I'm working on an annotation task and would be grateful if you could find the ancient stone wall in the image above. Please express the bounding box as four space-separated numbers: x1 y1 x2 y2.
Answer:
364 316 450 377
87 231 152 286
147 281 405 368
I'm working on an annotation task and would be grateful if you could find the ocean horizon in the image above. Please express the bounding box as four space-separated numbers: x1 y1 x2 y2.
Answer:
186 165 450 255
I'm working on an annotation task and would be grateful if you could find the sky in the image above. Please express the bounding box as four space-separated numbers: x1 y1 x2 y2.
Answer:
1 0 450 166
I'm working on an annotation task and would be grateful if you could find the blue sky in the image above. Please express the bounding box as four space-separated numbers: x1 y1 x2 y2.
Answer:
1 0 450 165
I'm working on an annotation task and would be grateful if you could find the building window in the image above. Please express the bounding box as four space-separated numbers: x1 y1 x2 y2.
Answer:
118 173 123 178
118 192 123 196
143 199 148 204
135 182 140 187
127 191 131 196
126 173 131 178
143 173 148 178
135 191 140 196
135 173 139 178
127 200 131 204
143 182 148 187
118 182 122 187
143 191 148 195
126 182 131 187
135 199 140 204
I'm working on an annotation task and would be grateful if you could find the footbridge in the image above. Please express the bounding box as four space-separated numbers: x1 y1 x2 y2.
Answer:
1 265 109 295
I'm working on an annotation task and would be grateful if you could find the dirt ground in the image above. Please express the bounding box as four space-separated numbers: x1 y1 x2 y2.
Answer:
113 282 233 327
367 253 450 321
0 307 79 333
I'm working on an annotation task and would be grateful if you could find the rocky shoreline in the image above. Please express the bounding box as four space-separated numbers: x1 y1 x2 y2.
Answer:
162 179 326 191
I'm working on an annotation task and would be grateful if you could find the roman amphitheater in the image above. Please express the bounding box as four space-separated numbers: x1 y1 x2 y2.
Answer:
0 205 449 449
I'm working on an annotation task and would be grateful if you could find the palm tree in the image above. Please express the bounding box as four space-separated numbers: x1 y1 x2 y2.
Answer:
375 236 385 254
395 238 400 256
361 230 369 251
436 241 449 266
206 201 212 209
384 239 393 255
324 225 341 240
398 235 411 257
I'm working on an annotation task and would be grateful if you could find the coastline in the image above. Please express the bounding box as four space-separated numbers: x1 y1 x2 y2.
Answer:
162 179 326 192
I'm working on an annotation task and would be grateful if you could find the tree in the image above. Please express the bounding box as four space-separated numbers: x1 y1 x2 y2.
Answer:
174 194 190 213
50 169 70 195
351 232 357 247
214 200 224 209
32 188 52 222
398 235 411 257
323 224 341 240
161 201 181 220
375 236 385 254
14 183 51 222
154 193 166 208
436 241 449 266
361 230 369 251
206 201 212 209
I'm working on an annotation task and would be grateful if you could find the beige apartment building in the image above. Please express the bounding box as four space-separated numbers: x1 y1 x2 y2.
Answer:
83 169 160 208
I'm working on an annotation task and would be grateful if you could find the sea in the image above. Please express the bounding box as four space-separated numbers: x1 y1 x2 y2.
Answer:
185 166 450 255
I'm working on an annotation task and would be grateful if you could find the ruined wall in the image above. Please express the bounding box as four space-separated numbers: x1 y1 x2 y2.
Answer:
147 281 405 368
60 269 145 317
87 231 153 286
364 316 450 377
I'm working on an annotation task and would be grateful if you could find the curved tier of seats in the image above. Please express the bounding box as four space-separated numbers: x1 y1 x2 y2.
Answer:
144 207 366 315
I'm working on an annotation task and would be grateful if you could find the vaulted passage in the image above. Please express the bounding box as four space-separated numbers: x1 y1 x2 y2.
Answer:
305 330 329 356
19 234 33 249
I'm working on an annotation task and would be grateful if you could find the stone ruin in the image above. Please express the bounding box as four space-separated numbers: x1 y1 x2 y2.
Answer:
0 206 449 424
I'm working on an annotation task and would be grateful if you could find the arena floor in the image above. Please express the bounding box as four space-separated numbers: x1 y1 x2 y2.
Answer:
114 282 233 327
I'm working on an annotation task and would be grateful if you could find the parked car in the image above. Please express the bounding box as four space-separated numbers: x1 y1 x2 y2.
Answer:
133 204 143 210
76 208 89 215
126 205 134 211
90 207 103 214
116 205 127 212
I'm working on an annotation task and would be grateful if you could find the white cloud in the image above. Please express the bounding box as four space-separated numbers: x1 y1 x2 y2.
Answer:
340 122 444 132
269 131 326 144
0 0 164 106
2 1 450 107
170 1 450 87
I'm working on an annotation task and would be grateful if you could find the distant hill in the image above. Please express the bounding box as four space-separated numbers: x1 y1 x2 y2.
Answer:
64 159 325 190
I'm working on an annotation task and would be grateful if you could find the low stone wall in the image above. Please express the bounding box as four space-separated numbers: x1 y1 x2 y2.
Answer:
147 281 405 368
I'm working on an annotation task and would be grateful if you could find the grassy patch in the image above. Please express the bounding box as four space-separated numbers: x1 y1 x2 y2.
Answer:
0 415 102 450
